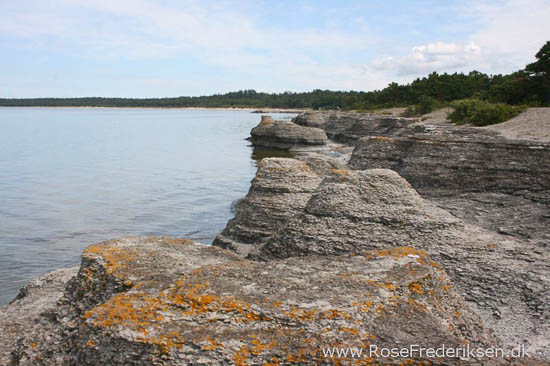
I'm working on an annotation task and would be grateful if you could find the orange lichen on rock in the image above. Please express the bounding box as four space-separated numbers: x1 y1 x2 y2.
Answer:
162 280 271 323
331 169 350 175
202 337 224 351
234 347 249 366
320 309 352 320
83 244 136 276
363 246 427 260
408 282 425 295
137 331 185 353
283 306 317 322
161 238 195 246
366 280 397 292
354 300 372 313
340 327 359 335
86 291 169 331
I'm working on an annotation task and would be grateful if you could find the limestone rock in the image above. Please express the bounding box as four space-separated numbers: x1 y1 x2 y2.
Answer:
0 267 78 366
294 152 345 176
292 111 329 128
252 169 550 358
291 111 417 143
1 237 510 365
212 158 323 256
348 132 550 247
250 117 327 149
348 132 550 200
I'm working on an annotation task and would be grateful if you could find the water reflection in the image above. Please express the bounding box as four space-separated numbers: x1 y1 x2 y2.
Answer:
250 147 296 166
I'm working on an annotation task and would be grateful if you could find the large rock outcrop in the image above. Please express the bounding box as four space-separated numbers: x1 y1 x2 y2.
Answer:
347 126 550 247
292 111 329 128
1 237 512 365
250 168 550 358
294 112 417 143
0 267 79 366
212 158 323 256
250 116 327 149
213 155 344 256
348 127 549 200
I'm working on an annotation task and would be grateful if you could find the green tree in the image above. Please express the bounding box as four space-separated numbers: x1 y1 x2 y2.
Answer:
525 41 550 104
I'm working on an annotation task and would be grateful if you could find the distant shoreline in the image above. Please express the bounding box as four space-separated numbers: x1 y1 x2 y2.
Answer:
0 106 307 113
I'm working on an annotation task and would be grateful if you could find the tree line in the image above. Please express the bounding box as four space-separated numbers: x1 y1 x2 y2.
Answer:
1 41 548 110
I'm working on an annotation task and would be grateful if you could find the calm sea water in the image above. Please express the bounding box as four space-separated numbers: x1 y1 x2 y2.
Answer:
0 107 296 305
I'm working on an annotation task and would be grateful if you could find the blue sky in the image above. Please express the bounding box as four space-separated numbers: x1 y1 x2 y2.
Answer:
1 0 549 97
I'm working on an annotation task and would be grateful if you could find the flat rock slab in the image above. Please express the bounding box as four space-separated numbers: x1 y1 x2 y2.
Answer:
293 111 417 143
348 134 550 248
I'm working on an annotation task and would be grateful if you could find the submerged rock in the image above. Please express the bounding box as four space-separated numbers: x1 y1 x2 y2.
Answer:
0 237 509 365
250 116 327 149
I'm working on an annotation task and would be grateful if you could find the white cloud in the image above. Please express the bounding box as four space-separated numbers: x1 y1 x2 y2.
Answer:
2 0 548 96
466 0 550 73
371 41 481 76
0 0 381 94
0 0 369 59
370 0 550 81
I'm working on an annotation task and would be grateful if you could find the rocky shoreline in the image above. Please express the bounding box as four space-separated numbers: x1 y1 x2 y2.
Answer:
1 110 549 365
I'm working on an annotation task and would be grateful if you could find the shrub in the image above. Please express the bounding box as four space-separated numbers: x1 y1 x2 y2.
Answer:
417 95 437 115
401 106 417 117
401 95 437 117
448 99 526 126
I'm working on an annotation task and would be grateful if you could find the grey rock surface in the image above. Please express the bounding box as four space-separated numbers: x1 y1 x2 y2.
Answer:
1 237 514 365
430 192 550 247
212 156 343 256
348 128 550 247
292 111 329 128
321 112 417 142
250 116 327 149
348 127 549 200
252 168 550 359
0 267 79 366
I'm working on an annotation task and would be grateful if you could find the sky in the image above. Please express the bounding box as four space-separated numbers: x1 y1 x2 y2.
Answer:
0 0 549 98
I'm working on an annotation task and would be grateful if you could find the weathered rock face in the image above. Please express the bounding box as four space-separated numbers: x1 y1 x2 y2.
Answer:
1 237 509 365
429 192 550 247
212 158 323 256
347 127 550 247
250 116 328 149
213 156 344 256
300 112 417 143
250 168 550 359
0 267 79 366
348 130 550 200
292 111 329 128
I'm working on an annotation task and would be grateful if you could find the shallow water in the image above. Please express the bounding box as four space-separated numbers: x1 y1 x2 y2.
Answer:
0 107 296 305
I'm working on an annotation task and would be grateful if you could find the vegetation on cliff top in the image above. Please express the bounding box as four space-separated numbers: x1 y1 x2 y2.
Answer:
1 41 549 113
448 99 527 126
